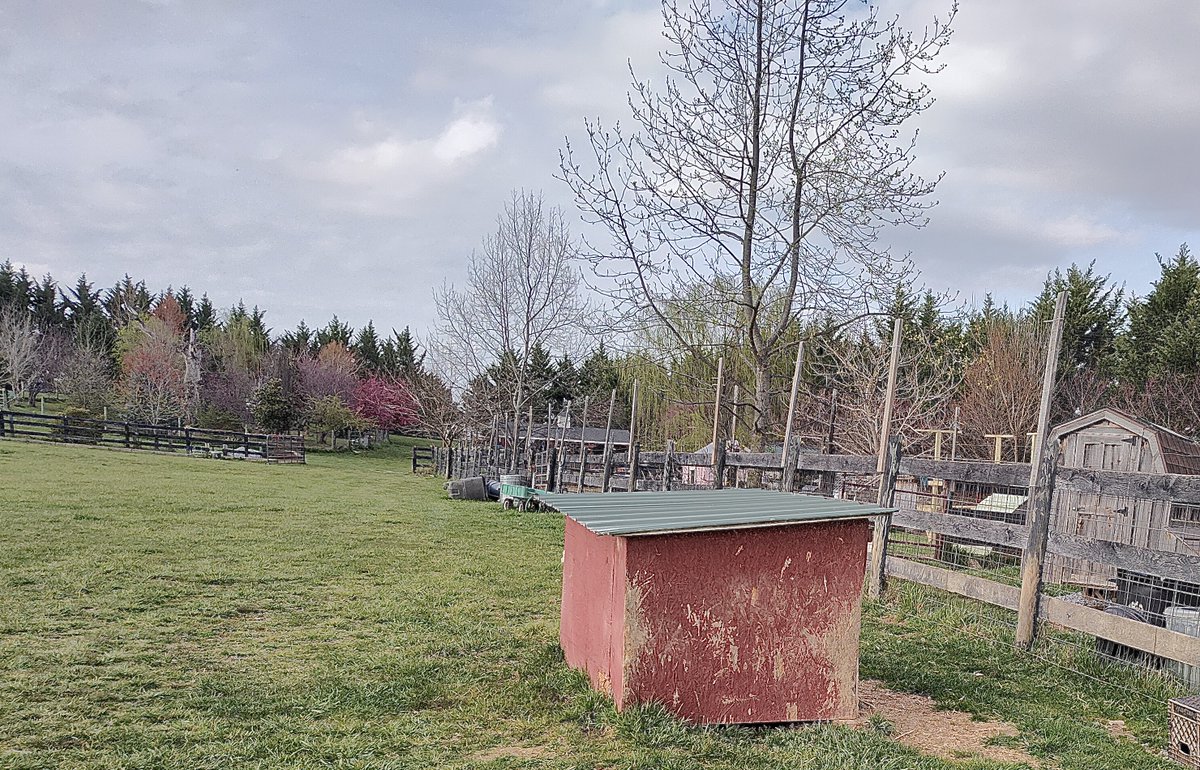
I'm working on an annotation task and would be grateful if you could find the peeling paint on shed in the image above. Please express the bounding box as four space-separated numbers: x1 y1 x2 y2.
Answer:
552 489 881 724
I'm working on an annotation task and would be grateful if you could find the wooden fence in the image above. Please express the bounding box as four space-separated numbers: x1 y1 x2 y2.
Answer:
0 409 305 463
426 439 1200 673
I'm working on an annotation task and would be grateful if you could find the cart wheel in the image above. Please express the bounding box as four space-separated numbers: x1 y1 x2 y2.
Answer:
518 500 528 512
502 498 514 510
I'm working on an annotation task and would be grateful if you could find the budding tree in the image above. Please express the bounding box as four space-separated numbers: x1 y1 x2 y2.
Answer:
561 0 955 448
0 307 39 404
430 190 589 467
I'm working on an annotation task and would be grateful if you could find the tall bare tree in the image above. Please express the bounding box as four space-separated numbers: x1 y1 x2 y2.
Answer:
561 0 955 447
0 307 39 404
955 318 1044 458
818 321 960 455
430 190 589 468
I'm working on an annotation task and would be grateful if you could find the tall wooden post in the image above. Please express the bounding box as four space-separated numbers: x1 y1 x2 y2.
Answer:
781 341 806 471
601 388 616 493
877 319 903 473
818 388 840 496
711 357 725 466
1016 289 1068 649
664 439 675 491
866 436 901 599
728 384 739 442
713 440 727 490
950 405 960 461
780 438 799 493
626 443 640 493
1015 449 1060 648
577 395 590 492
628 380 640 449
524 404 535 476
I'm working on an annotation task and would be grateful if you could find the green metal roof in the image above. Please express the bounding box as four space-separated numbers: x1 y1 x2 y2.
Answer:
537 488 894 536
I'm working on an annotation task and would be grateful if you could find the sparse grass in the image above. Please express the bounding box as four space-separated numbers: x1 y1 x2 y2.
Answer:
0 438 1184 769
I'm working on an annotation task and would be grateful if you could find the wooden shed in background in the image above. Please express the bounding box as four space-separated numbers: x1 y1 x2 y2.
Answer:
541 488 892 724
1048 408 1200 609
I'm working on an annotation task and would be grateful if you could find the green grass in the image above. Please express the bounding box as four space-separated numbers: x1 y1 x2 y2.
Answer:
0 439 1185 769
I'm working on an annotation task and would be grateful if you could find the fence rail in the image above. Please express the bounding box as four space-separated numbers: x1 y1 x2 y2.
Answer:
0 409 304 463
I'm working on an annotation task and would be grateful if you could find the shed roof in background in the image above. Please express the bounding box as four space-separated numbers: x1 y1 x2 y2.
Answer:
1051 407 1200 475
538 488 893 536
503 422 631 446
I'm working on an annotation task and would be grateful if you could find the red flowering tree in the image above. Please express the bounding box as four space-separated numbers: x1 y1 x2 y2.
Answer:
351 376 418 432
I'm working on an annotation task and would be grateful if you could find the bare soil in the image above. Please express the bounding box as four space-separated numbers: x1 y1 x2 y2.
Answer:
857 680 1040 766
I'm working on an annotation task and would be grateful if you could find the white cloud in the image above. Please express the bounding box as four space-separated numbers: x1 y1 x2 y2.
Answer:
433 100 501 162
307 97 502 215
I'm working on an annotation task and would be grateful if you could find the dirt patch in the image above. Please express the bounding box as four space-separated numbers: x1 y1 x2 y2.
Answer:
857 680 1039 767
1103 719 1135 741
472 745 551 762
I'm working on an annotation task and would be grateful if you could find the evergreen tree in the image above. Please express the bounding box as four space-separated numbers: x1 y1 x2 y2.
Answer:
29 274 65 328
280 320 315 356
175 286 196 330
0 263 34 315
248 305 271 350
1029 261 1123 373
547 354 577 413
392 326 423 375
195 294 217 331
64 274 101 321
316 315 353 348
103 275 151 327
353 321 382 373
1117 244 1200 382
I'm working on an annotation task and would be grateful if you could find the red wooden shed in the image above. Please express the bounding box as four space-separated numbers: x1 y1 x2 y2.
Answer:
540 488 892 724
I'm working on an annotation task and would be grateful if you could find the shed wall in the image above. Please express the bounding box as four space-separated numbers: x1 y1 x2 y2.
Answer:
620 519 870 723
560 517 627 698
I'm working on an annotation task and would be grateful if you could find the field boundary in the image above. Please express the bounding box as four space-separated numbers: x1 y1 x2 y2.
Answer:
0 409 304 463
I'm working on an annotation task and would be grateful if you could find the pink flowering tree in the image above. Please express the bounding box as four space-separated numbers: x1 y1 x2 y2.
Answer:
351 376 418 432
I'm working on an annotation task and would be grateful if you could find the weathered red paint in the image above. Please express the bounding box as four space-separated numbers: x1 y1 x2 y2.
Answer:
560 518 869 724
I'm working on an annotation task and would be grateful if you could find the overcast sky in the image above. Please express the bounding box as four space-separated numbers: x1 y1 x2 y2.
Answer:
3 1 1198 337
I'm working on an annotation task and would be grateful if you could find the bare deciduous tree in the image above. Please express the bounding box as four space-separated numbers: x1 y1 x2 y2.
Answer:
0 307 39 404
817 323 960 455
60 336 114 416
955 319 1044 457
430 190 589 467
402 371 463 448
561 0 955 448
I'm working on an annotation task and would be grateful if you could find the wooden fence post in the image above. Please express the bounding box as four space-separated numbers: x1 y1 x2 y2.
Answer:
601 447 614 493
664 439 675 491
781 341 806 472
866 436 901 600
1015 289 1067 649
877 320 903 473
626 443 640 492
710 357 724 461
548 446 559 492
780 438 799 493
713 441 727 490
1016 448 1061 648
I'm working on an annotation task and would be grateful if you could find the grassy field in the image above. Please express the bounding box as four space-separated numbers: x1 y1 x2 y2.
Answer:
0 439 1187 769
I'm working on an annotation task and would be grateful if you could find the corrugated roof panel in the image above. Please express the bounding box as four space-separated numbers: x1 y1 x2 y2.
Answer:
537 488 893 536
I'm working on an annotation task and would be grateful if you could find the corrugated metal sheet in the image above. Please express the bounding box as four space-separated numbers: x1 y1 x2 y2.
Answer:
537 488 893 536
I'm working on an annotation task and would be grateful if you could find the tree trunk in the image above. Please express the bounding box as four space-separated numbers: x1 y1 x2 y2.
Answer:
752 359 771 451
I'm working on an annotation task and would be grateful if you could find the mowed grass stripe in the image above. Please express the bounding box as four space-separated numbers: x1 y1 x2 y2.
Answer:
0 439 1185 769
